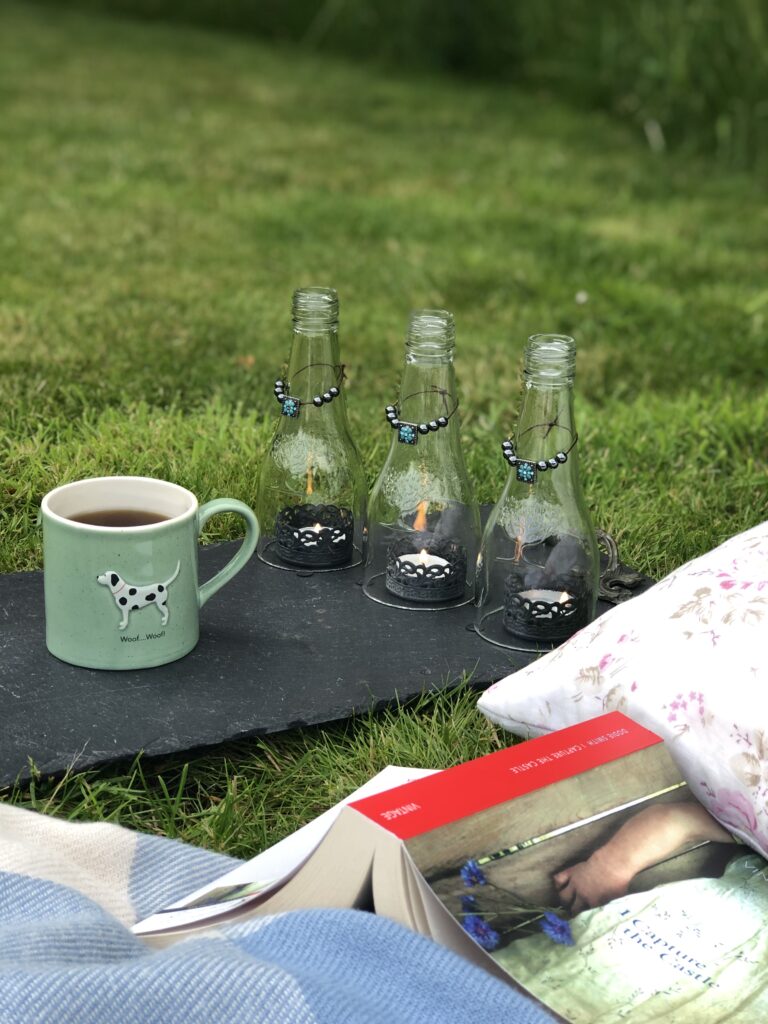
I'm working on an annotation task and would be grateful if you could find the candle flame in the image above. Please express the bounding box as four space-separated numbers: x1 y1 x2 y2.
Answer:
414 500 428 532
558 591 570 602
417 548 429 565
313 523 322 532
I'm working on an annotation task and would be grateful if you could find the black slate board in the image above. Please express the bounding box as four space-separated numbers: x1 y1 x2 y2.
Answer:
0 541 652 788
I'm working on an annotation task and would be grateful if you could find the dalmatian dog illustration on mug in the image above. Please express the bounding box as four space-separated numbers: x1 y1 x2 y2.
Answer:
96 562 181 630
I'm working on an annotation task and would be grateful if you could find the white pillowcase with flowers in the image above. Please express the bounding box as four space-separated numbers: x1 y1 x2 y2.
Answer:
477 520 768 857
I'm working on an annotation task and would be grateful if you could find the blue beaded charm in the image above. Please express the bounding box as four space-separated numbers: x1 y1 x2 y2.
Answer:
516 461 536 484
282 397 300 418
398 424 418 445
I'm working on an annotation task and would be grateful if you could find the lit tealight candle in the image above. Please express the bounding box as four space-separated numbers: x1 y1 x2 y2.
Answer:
298 522 348 547
519 590 572 617
297 522 325 546
396 548 450 574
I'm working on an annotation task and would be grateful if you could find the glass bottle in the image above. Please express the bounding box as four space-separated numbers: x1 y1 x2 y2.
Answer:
475 333 599 648
363 309 480 609
257 287 366 571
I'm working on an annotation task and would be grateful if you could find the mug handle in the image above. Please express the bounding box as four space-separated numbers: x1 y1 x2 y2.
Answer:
197 499 260 608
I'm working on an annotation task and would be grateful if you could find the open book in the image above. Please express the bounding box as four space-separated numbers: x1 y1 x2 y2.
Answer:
133 763 438 936
136 712 768 1022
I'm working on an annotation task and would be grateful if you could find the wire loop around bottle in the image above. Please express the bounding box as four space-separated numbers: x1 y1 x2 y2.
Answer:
274 363 346 417
384 386 459 445
500 420 578 485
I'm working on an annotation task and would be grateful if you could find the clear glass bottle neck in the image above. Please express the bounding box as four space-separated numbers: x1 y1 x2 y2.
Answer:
398 362 457 426
514 334 577 461
286 287 342 404
515 381 575 445
405 309 455 364
286 326 341 403
275 288 352 442
399 309 457 425
523 333 575 386
405 340 455 367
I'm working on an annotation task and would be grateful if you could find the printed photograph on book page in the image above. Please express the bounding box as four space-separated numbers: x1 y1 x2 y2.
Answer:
405 742 768 1023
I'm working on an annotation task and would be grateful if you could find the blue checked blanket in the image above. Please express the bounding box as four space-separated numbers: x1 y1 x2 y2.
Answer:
0 804 555 1024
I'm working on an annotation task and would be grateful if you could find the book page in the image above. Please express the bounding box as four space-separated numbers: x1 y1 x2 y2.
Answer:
134 764 436 936
370 830 423 932
140 804 391 949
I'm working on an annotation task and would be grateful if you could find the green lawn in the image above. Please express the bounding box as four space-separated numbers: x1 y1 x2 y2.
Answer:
1 3 766 851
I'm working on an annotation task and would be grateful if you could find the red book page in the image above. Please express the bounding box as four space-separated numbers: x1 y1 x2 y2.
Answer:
351 712 662 841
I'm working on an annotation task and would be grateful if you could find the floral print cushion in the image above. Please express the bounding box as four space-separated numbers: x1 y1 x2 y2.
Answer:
477 520 768 857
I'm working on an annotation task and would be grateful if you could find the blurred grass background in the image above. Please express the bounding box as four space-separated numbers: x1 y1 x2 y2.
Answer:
1 1 766 852
40 0 768 173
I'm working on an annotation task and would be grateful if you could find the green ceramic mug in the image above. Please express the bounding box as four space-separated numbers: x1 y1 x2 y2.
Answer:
42 476 260 670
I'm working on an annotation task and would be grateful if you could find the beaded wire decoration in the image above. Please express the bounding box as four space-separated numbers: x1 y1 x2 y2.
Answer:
384 386 459 445
274 363 346 417
500 419 578 484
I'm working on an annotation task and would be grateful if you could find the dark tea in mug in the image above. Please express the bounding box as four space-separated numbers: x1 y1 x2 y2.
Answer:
66 509 171 527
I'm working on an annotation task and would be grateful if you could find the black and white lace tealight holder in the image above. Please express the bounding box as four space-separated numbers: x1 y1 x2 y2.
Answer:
274 503 355 568
501 571 591 642
384 534 468 603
